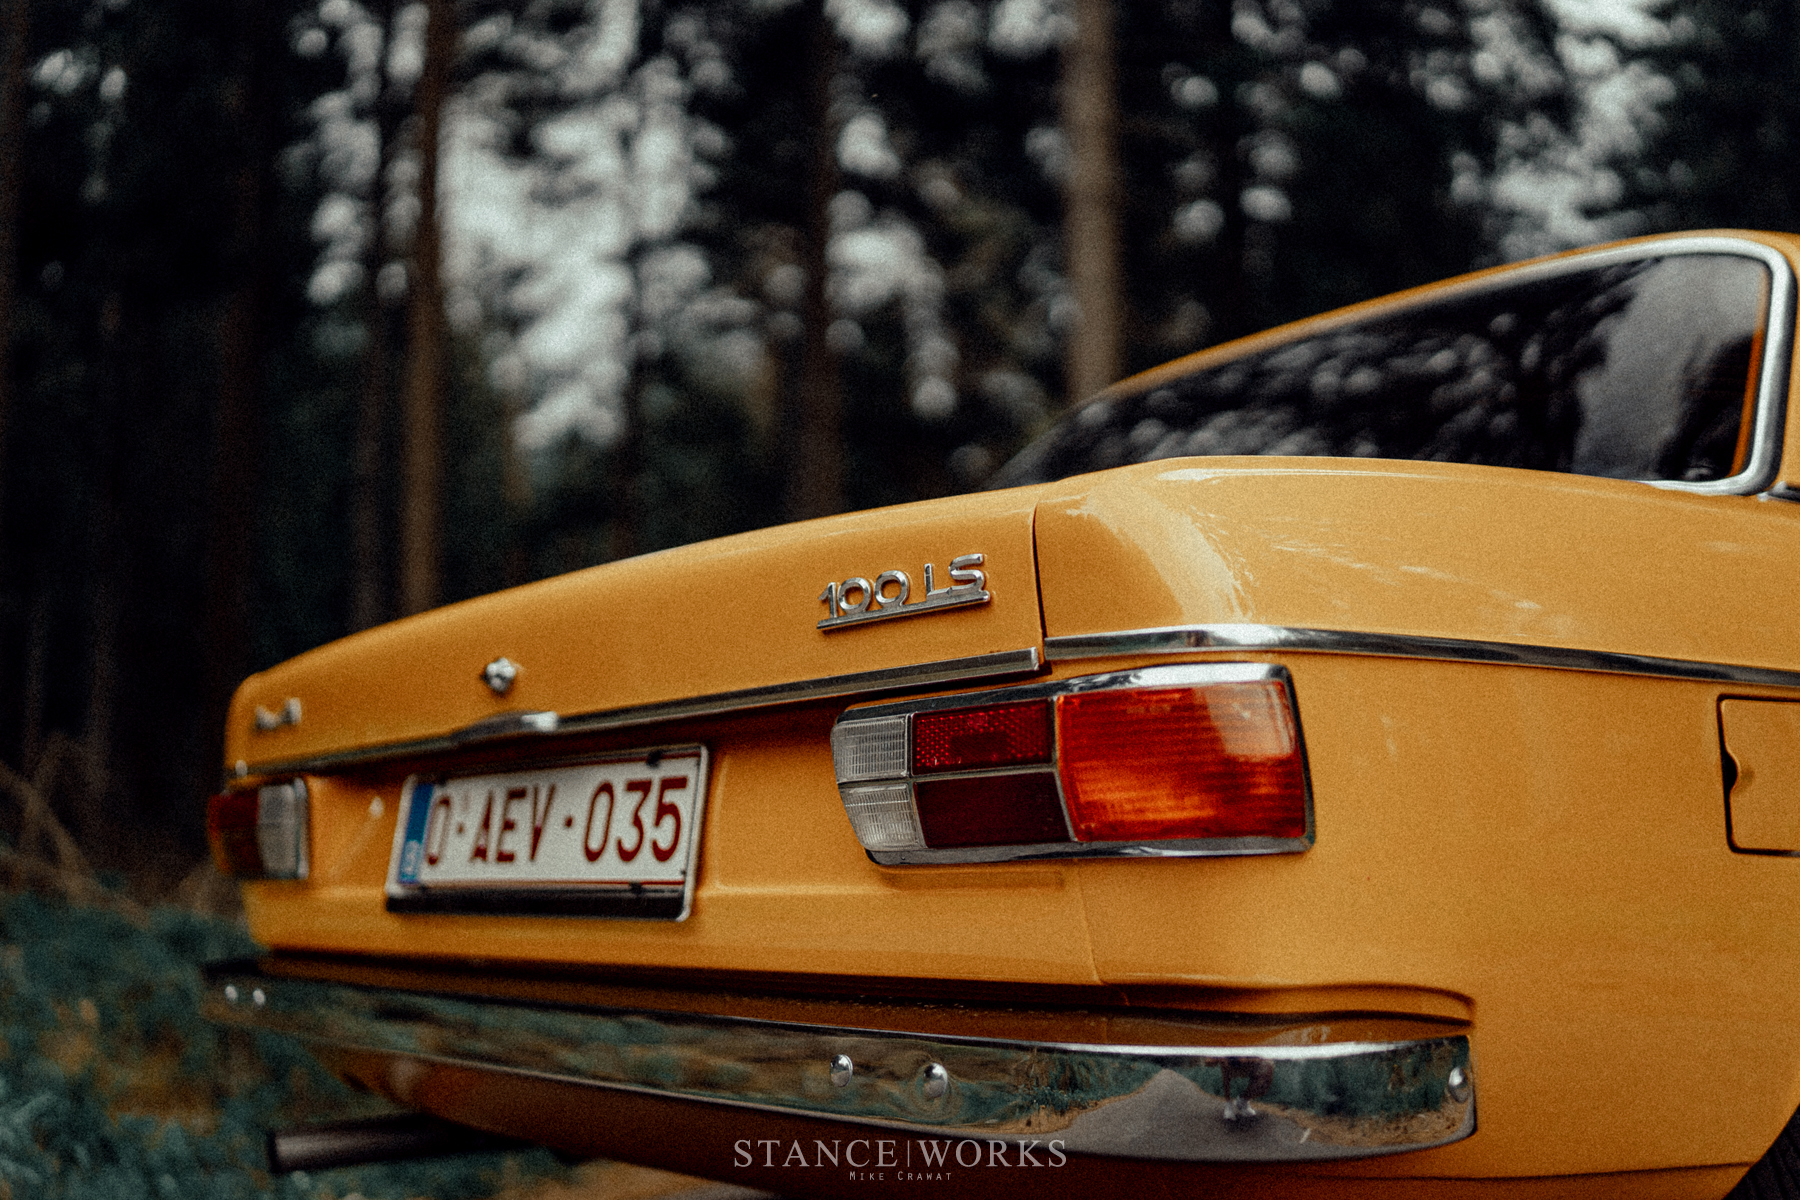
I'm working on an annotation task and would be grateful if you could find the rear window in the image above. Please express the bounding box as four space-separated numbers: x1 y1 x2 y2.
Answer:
994 252 1772 488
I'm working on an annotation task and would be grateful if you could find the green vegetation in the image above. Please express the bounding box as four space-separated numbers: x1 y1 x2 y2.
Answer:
0 890 567 1199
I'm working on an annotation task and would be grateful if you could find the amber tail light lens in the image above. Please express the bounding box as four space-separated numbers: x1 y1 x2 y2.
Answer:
831 664 1312 862
206 780 310 880
1056 680 1307 842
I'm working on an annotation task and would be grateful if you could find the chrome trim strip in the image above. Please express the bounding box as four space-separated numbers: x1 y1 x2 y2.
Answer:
205 971 1474 1163
838 663 1315 866
1044 624 1800 688
848 660 1287 719
456 710 561 739
1091 235 1791 498
238 648 1044 779
1546 237 1792 498
868 834 1309 866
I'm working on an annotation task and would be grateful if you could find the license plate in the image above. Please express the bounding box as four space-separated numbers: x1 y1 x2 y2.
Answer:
384 746 709 920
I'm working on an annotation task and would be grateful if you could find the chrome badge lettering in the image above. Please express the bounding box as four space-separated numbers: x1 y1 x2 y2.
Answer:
817 554 989 631
253 697 302 733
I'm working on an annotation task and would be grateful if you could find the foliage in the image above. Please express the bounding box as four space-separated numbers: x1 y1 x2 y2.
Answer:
1637 1 1800 236
0 890 568 1199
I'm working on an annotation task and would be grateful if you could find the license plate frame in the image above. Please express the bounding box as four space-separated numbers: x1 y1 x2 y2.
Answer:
384 745 710 920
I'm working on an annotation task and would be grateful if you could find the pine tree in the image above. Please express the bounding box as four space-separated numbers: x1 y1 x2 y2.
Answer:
1639 1 1800 235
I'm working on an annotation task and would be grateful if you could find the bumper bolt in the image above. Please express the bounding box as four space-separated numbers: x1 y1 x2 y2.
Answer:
922 1062 948 1098
830 1055 854 1087
1447 1065 1471 1103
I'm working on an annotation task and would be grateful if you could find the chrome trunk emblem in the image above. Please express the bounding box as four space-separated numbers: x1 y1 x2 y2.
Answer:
817 554 989 631
253 698 302 732
481 657 520 695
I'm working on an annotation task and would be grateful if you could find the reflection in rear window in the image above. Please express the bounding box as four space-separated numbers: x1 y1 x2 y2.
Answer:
994 254 1770 487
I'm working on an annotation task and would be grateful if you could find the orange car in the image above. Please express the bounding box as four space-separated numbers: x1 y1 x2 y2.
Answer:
207 231 1800 1198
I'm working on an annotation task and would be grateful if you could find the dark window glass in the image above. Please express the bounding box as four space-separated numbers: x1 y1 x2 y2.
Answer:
994 254 1770 488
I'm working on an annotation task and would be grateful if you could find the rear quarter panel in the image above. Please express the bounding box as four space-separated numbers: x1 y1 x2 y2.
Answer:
1036 461 1800 1177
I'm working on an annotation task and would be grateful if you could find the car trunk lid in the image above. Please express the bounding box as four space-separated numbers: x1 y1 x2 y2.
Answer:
227 491 1046 773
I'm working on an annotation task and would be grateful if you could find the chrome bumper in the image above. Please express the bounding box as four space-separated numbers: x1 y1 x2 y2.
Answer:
204 969 1474 1163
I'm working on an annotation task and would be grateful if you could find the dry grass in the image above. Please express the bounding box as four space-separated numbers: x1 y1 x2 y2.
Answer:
0 888 586 1199
0 748 773 1200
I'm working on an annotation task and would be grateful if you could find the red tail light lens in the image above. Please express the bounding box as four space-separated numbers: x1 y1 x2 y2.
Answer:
912 700 1052 774
206 780 310 879
1057 681 1307 842
206 791 261 877
914 773 1069 847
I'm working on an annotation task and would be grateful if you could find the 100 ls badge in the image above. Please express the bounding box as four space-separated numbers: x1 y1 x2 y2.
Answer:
816 554 989 631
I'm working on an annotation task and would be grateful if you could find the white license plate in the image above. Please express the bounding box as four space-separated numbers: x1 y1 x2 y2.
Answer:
385 746 709 920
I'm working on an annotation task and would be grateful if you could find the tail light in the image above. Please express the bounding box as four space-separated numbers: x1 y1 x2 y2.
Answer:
207 780 310 879
1059 683 1306 841
831 664 1310 864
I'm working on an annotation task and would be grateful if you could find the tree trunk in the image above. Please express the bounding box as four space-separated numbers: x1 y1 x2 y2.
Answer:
499 357 531 587
350 0 406 632
0 0 28 563
612 341 647 560
78 529 120 828
1212 112 1253 341
784 0 845 522
205 253 261 722
201 4 277 791
1060 0 1124 406
80 291 127 837
398 0 453 616
1208 7 1253 343
18 563 52 773
350 259 395 630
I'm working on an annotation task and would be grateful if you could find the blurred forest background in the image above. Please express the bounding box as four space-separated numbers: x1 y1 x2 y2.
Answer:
0 0 1789 888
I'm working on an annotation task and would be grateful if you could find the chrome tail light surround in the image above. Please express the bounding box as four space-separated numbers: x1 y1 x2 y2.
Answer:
831 663 1314 866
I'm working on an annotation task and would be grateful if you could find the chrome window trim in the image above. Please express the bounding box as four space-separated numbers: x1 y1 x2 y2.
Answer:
835 662 1315 866
1044 623 1800 689
205 969 1475 1163
235 647 1043 780
1600 237 1793 497
1099 235 1793 497
1411 237 1794 495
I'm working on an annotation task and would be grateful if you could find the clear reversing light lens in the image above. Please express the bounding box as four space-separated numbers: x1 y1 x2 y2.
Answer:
1057 681 1307 843
831 716 909 783
840 783 924 850
206 780 310 880
911 700 1052 775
